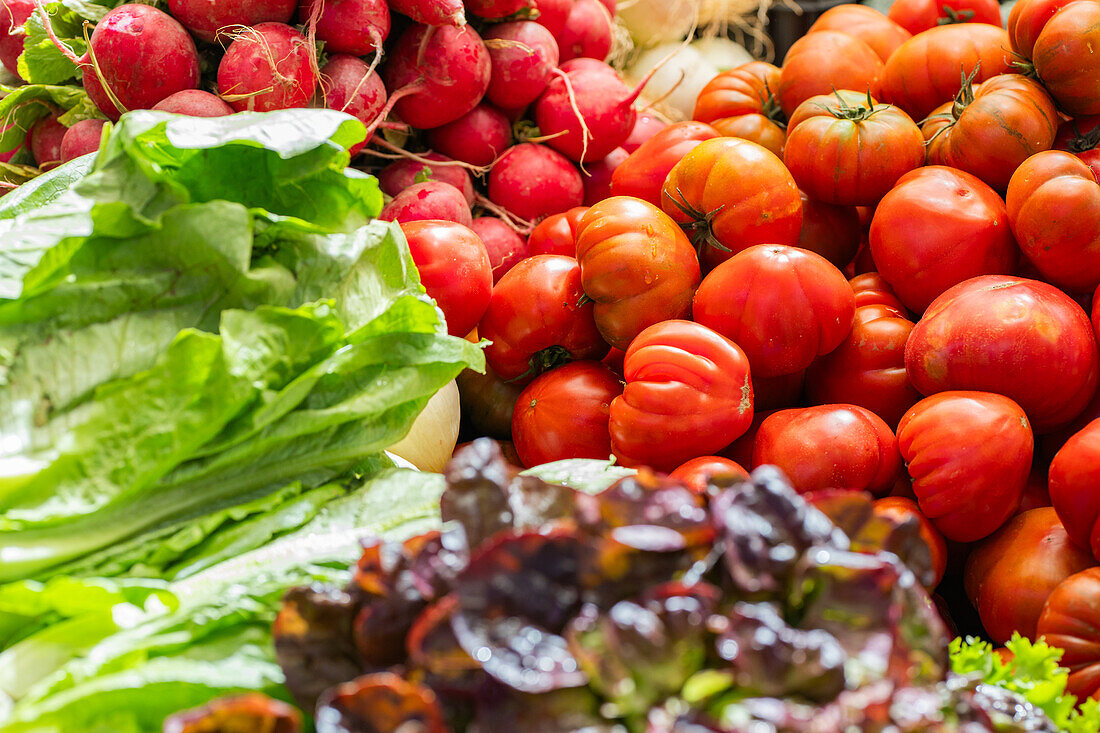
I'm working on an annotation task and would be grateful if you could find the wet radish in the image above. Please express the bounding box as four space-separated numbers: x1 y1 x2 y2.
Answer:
319 54 386 155
217 22 317 112
557 0 613 62
59 119 107 162
426 103 512 167
471 216 529 282
483 21 560 110
622 112 667 152
532 0 571 38
388 0 465 26
488 142 583 221
299 0 389 56
152 89 235 117
465 0 532 19
167 0 296 42
378 152 475 206
380 180 473 226
0 0 32 79
27 114 66 170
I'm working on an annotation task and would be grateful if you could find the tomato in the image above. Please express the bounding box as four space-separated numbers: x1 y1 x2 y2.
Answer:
897 391 1033 542
661 138 802 270
609 320 754 472
575 197 701 350
889 0 1003 34
784 90 925 206
608 121 720 207
721 409 775 468
1049 418 1100 561
806 305 921 429
527 206 587 257
751 369 806 411
694 245 855 378
1018 467 1053 514
1055 115 1100 180
869 167 1018 313
965 507 1096 643
1006 151 1100 293
692 62 786 157
776 31 884 118
850 272 907 313
806 4 912 61
795 192 862 270
1033 1 1100 115
669 456 749 493
753 404 901 495
1037 567 1100 700
400 220 492 337
1007 0 1074 57
874 496 948 588
905 276 1099 431
511 361 622 467
479 254 609 384
923 74 1058 192
456 364 522 440
879 23 1013 122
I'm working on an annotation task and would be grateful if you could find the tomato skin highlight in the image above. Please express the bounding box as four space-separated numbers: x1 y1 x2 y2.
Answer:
400 220 492 338
1037 567 1100 700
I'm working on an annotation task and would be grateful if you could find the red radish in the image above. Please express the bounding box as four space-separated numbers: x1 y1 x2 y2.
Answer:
583 147 628 205
0 0 32 79
319 54 386 156
471 216 529 282
597 0 616 12
388 0 465 26
426 104 512 167
79 4 201 121
381 24 491 130
488 142 583 221
152 90 235 117
0 128 20 163
466 0 532 18
380 180 473 227
217 23 317 112
483 21 560 110
298 0 389 56
59 119 106 162
622 112 667 153
167 0 296 42
27 114 66 170
556 0 613 62
377 152 475 206
532 0 571 38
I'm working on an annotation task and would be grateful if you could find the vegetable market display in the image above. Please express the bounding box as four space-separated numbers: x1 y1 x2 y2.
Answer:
0 0 1098 730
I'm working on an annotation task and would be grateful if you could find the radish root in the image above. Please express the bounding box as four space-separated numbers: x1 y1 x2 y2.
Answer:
367 136 491 175
475 192 534 234
550 67 591 173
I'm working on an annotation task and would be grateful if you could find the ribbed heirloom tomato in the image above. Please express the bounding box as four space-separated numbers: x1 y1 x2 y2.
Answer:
527 206 587 257
669 456 749 494
399 220 492 337
692 62 786 156
805 4 912 62
776 31 884 117
889 0 1003 34
609 122 720 207
1037 568 1100 700
1049 418 1100 561
1032 1 1100 115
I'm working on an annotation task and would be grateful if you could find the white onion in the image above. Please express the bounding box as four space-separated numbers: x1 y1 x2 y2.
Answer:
625 38 753 120
386 380 460 473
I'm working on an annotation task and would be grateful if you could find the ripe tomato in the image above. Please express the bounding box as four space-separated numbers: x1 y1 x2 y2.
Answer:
1007 0 1074 57
609 320 754 472
692 62 786 156
1033 1 1100 115
850 272 907 312
1037 567 1100 700
806 305 921 429
806 4 912 62
527 206 587 257
785 90 925 206
776 31 884 118
869 167 1018 313
575 197 701 350
923 74 1058 192
1055 115 1100 180
879 23 1013 122
511 361 622 467
897 391 1033 542
400 220 492 337
796 192 862 270
661 138 802 270
965 507 1096 643
1050 418 1100 561
752 404 901 495
1006 151 1100 293
609 122 721 208
479 254 609 384
721 409 775 467
874 496 948 588
669 456 749 493
905 276 1099 431
889 0 1003 34
694 245 855 377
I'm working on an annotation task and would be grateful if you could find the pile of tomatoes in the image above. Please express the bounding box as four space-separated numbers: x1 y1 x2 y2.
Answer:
401 0 1100 701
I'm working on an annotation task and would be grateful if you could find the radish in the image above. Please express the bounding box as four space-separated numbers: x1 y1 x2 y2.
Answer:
298 0 389 56
622 112 667 153
381 24 491 130
167 0 296 42
152 90 235 117
0 0 32 79
471 216 529 282
217 22 317 112
583 146 628 205
388 0 465 27
380 180 473 227
59 119 106 163
426 104 512 167
532 0 571 38
534 58 641 163
378 152 475 206
597 0 616 12
319 54 387 156
488 142 583 221
27 114 66 170
556 0 613 63
483 21 560 110
465 0 532 19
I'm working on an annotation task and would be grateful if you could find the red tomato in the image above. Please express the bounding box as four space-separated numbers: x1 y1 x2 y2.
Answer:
669 456 749 493
575 197 701 350
752 404 901 495
1033 1 1100 116
721 409 776 468
479 254 609 384
609 320 754 472
527 206 587 257
897 391 1033 542
1050 418 1100 561
869 167 1018 313
850 272 907 313
511 361 623 467
609 121 721 207
905 276 1099 431
785 90 925 206
1007 0 1074 58
796 192 862 270
776 31 884 118
879 23 1013 122
889 0 1003 34
692 62 786 156
1055 115 1100 181
399 220 492 337
1037 567 1100 700
694 245 855 377
1018 467 1054 515
751 369 806 411
807 4 912 61
874 496 948 588
965 507 1096 643
1006 151 1100 293
661 138 802 270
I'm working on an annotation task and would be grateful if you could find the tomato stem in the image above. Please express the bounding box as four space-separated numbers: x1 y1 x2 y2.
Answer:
1068 123 1100 153
665 186 731 259
937 5 976 24
506 345 574 384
